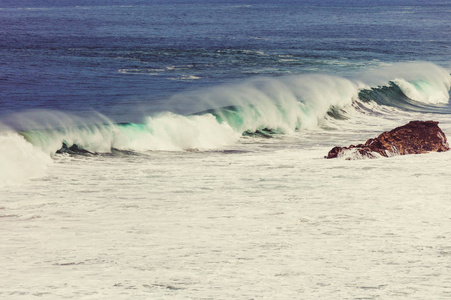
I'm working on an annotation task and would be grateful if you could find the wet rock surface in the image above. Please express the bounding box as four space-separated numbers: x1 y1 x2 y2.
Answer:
326 121 449 159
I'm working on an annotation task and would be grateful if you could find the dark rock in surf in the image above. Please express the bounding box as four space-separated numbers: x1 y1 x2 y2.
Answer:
325 121 449 159
56 142 94 155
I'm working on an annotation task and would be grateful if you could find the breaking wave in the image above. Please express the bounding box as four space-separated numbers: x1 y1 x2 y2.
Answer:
8 74 360 156
356 62 451 105
0 126 52 185
0 62 449 166
356 62 451 112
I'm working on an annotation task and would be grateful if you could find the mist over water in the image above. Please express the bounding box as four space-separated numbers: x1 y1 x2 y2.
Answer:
1 0 451 299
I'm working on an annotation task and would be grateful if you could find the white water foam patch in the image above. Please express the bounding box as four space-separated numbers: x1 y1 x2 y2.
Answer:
114 113 240 151
167 74 359 133
357 62 451 104
335 148 382 160
0 129 51 185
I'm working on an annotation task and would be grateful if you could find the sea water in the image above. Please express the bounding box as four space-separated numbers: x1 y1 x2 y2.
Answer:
1 1 451 299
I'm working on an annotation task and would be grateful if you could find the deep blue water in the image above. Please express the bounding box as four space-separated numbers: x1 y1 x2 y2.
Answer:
1 0 450 122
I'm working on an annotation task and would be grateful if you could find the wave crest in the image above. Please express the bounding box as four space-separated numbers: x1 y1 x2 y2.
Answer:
4 62 451 159
356 62 451 105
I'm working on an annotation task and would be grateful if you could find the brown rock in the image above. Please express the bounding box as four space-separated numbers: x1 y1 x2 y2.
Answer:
325 121 449 159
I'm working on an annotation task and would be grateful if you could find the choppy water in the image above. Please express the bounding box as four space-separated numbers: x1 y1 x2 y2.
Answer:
1 0 451 299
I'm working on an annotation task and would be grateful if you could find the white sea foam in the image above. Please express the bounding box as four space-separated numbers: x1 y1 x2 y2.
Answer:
0 127 51 185
169 75 202 81
114 113 239 151
2 124 451 298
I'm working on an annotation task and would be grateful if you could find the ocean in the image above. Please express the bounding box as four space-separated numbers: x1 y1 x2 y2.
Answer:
1 0 451 298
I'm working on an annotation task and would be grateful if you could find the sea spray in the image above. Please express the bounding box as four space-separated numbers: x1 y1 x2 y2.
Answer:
0 126 51 185
168 74 360 131
115 113 239 151
5 63 450 158
354 62 451 105
8 75 361 155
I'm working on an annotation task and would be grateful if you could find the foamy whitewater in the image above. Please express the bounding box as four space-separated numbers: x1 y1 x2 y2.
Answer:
1 1 451 299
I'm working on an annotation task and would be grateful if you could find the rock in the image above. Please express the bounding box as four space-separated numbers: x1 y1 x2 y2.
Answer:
56 142 94 155
325 121 449 159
